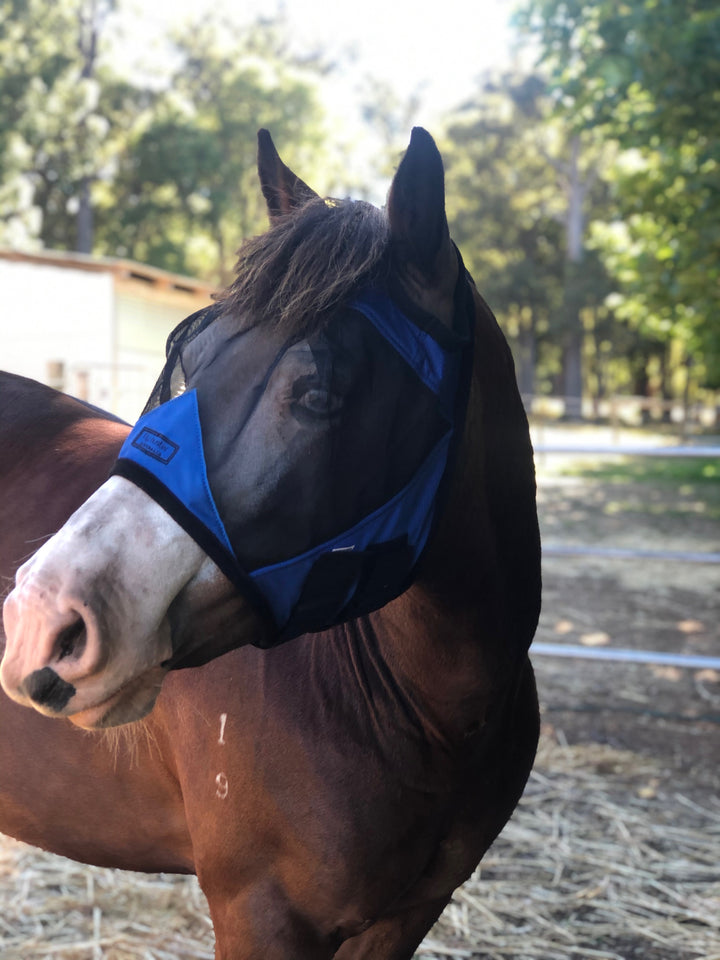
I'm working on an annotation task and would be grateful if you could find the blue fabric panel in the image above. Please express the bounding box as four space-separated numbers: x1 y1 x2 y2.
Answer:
351 290 459 416
250 429 452 627
116 390 234 557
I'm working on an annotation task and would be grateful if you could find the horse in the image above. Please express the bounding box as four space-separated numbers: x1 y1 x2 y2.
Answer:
0 128 541 959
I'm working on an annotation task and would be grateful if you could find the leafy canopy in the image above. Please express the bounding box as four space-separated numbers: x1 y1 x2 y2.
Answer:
517 0 720 387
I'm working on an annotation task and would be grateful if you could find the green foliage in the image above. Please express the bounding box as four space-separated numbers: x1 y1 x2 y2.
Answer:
517 0 720 390
96 17 326 281
0 0 121 250
0 2 328 281
443 74 618 398
0 0 90 245
1 0 717 399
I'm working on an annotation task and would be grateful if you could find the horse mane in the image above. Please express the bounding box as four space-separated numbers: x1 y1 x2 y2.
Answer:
218 198 390 337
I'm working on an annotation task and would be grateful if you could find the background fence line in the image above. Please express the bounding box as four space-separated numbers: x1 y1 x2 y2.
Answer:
531 643 720 671
523 393 720 440
534 443 720 457
542 544 720 564
531 440 719 668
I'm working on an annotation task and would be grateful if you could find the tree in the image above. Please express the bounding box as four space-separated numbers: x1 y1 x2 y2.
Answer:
0 4 329 281
443 73 618 403
95 15 328 282
517 0 720 391
76 0 116 252
0 0 117 252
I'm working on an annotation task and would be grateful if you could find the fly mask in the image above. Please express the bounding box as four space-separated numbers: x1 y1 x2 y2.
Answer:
112 258 475 655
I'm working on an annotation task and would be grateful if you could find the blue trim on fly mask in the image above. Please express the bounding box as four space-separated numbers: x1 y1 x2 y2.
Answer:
112 391 268 612
119 389 232 556
113 281 473 646
250 429 452 630
350 289 459 419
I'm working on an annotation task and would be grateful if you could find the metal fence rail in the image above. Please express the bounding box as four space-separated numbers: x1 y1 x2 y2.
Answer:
543 544 720 564
533 444 720 457
531 643 720 671
531 442 719 669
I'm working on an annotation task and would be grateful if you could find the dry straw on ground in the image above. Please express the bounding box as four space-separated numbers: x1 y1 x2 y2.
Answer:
419 735 720 960
1 733 718 960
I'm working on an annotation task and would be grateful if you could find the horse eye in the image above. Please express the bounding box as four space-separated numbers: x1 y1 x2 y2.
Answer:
292 381 344 420
302 388 331 411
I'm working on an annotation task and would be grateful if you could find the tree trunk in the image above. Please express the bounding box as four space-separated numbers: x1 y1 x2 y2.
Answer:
591 305 605 420
632 360 650 399
77 177 93 254
562 325 584 419
660 344 673 423
75 0 102 254
517 312 537 400
562 135 585 421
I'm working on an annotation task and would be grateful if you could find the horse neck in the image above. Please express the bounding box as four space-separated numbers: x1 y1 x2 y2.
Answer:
0 376 129 577
368 288 541 741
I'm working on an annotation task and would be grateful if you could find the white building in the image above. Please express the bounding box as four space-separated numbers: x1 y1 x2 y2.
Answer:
0 249 214 423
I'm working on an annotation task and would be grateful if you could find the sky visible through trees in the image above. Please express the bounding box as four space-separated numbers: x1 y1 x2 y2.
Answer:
0 0 717 409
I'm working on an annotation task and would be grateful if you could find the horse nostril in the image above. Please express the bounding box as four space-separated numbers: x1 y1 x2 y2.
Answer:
55 617 86 661
24 667 76 711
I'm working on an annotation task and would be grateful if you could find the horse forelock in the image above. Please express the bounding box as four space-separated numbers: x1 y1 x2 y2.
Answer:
218 198 390 337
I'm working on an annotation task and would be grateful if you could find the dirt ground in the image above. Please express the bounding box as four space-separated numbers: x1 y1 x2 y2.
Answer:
0 435 718 959
535 456 720 778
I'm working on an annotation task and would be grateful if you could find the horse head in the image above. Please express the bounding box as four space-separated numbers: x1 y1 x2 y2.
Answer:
1 129 525 729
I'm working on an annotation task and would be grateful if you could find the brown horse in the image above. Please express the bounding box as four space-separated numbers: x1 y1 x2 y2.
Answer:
0 129 541 958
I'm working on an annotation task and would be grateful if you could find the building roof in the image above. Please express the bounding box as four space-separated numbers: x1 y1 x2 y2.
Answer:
0 247 216 300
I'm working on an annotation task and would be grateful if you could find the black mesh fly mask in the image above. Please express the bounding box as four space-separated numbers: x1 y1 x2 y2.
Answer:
112 262 475 653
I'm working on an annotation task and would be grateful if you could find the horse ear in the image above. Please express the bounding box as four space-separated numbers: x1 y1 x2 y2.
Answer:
387 127 456 290
257 129 319 220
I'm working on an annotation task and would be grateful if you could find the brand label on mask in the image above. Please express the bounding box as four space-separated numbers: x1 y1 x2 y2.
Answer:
131 428 179 464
